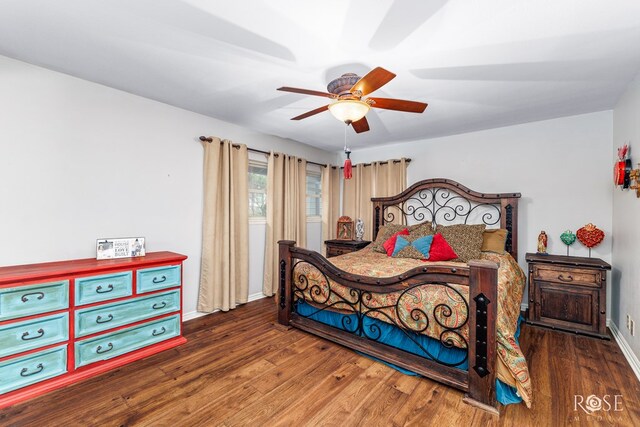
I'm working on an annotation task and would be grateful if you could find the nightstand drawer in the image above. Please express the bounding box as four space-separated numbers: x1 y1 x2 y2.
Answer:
327 247 349 257
75 271 133 306
137 265 181 293
0 281 69 321
75 315 180 368
324 240 371 258
533 265 601 287
75 290 180 337
0 345 67 394
0 313 69 358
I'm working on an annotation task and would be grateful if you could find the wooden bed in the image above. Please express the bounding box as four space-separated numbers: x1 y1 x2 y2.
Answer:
277 178 521 415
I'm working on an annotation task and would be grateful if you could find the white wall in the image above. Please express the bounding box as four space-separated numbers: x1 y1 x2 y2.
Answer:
342 112 614 310
0 55 335 318
612 71 640 360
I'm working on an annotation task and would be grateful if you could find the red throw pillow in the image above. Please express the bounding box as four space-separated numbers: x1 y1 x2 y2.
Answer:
383 228 409 256
428 233 458 261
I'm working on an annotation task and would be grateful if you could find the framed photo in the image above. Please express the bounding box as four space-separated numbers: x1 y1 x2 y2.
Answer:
336 216 354 240
97 237 145 260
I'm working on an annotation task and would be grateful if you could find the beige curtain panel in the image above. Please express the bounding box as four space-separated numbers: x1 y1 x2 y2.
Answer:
198 137 249 312
263 152 307 296
321 166 341 252
342 158 408 241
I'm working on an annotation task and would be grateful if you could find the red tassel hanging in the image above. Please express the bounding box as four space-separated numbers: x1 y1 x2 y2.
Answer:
343 150 352 179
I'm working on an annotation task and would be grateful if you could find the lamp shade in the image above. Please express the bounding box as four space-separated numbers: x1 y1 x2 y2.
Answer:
328 100 370 123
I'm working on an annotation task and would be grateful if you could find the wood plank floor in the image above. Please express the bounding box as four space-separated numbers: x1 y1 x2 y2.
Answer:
1 297 639 426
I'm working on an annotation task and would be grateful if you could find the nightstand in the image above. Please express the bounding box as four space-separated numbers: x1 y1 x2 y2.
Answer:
324 239 371 258
525 253 611 339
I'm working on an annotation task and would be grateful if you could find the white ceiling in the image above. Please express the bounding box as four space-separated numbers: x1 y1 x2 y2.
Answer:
1 0 639 151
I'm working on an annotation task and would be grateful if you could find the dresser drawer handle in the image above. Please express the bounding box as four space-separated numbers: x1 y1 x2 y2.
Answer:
96 314 114 324
96 284 114 294
152 326 166 336
21 292 45 303
152 301 167 310
557 274 573 282
152 275 167 284
20 363 44 377
96 343 114 354
21 328 45 341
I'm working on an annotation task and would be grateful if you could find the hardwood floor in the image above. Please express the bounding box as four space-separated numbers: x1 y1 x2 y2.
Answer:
1 297 639 426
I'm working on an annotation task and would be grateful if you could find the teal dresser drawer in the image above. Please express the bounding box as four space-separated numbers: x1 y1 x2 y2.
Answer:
75 271 132 306
75 315 180 368
0 281 69 321
0 313 69 358
137 265 181 293
75 290 180 337
0 345 67 394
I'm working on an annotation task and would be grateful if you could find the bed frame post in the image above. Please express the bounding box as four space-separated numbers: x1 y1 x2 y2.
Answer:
464 260 499 415
277 240 296 326
372 202 382 240
501 198 519 261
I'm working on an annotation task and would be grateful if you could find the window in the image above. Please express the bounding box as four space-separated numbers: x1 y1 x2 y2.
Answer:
248 161 267 219
306 171 322 219
248 161 322 221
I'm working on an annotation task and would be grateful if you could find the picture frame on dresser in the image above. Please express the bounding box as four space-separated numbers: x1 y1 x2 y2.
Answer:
96 237 146 260
0 251 187 409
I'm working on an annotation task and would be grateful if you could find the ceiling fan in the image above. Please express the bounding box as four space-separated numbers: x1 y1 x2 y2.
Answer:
277 67 428 133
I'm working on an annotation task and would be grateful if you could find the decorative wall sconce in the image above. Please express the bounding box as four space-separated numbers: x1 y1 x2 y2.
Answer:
614 144 640 198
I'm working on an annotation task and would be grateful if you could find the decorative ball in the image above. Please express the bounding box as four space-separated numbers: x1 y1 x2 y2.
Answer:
560 230 576 246
576 223 604 249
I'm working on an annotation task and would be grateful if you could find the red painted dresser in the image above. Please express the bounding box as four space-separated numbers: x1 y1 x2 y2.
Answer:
0 251 187 409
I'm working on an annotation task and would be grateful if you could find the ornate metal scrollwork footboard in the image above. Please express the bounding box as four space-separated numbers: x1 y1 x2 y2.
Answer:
291 260 470 368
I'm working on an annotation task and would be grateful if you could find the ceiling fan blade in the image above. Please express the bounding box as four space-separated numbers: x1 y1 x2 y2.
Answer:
368 97 428 113
290 105 329 120
350 67 396 97
277 87 336 99
350 116 370 133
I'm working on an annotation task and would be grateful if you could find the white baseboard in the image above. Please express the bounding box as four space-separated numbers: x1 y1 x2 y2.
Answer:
609 320 640 382
182 310 209 322
182 291 267 322
247 292 267 302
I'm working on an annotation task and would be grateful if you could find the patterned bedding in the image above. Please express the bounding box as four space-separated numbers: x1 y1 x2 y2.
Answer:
292 246 532 407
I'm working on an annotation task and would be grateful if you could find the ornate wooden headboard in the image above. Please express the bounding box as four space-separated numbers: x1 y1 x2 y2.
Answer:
371 178 521 261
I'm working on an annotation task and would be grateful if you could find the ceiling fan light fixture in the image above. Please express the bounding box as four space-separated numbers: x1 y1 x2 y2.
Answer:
328 100 370 123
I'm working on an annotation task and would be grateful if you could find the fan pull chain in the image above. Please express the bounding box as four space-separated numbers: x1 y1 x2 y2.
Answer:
343 123 352 179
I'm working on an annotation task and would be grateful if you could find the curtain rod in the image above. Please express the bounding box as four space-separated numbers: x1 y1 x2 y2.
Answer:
198 136 410 168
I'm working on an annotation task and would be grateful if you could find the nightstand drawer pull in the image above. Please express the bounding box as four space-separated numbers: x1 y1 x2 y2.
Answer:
557 274 573 282
152 275 167 284
21 328 45 341
21 292 45 303
95 284 114 294
20 363 44 377
152 301 167 310
96 343 113 354
96 314 114 324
